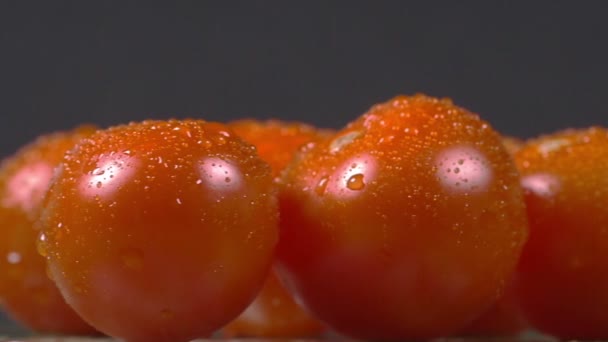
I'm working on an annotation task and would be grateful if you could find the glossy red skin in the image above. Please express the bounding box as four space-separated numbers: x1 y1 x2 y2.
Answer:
461 277 527 336
277 95 529 340
515 127 608 339
0 127 97 334
461 136 528 336
37 120 278 342
222 120 327 338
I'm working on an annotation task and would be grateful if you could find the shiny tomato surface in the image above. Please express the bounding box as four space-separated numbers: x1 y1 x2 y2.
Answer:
461 135 528 336
515 127 608 339
461 278 527 336
502 136 524 156
222 120 327 338
0 126 97 334
277 95 529 340
37 120 278 342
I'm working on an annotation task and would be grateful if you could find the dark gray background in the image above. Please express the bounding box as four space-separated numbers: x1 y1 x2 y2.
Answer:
1 1 608 159
1 0 607 334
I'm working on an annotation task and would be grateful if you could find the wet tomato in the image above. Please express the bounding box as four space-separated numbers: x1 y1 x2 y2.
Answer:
222 120 328 338
0 126 97 334
515 127 608 339
276 94 528 340
37 120 278 342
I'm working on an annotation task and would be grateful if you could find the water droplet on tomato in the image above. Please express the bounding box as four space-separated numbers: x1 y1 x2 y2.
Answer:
315 176 329 196
37 233 48 257
347 174 365 191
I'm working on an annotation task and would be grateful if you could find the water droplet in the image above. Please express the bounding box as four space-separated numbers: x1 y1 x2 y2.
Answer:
121 248 144 270
346 174 366 191
37 233 48 257
315 176 329 196
92 168 105 176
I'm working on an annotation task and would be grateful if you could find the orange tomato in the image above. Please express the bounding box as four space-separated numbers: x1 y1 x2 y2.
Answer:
37 120 278 342
276 95 528 340
515 127 608 339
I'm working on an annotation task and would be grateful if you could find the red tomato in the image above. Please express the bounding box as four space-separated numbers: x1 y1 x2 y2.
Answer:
276 95 529 340
37 120 278 342
222 120 328 338
515 127 608 339
0 127 97 334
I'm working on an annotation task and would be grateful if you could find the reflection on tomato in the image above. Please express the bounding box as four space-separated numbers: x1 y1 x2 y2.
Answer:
37 120 278 342
515 127 608 339
277 95 528 340
0 126 97 334
222 120 327 338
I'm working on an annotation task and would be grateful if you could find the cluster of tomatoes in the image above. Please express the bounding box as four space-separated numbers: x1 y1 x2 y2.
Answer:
0 94 607 341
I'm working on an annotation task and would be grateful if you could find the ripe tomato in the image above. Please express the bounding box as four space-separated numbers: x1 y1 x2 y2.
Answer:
515 127 608 339
222 120 328 338
37 120 278 342
276 95 529 340
0 127 97 334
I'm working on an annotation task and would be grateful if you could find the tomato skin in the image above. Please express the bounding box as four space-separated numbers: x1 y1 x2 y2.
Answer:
229 120 333 180
276 95 528 340
460 136 528 337
502 136 524 156
0 127 97 334
37 120 278 342
221 272 326 338
461 277 528 336
222 120 327 338
515 127 608 339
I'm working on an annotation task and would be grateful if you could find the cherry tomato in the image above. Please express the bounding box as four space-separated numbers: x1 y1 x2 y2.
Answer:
37 120 278 342
515 127 608 339
222 120 328 338
276 94 529 340
0 127 97 334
